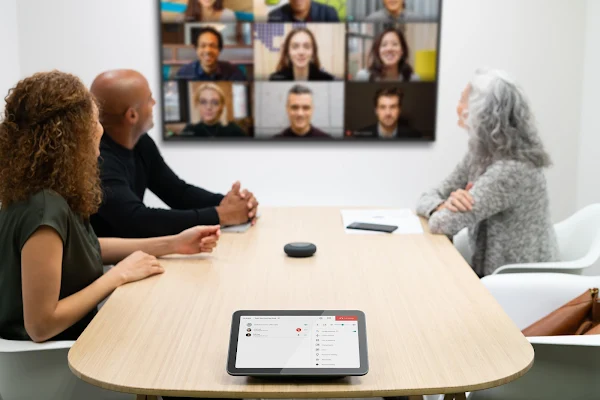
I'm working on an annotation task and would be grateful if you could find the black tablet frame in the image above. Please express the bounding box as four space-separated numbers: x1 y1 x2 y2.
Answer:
226 310 368 377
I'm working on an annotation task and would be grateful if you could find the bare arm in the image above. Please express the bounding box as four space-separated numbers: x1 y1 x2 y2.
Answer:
22 227 124 342
98 224 222 265
22 227 165 343
99 237 174 265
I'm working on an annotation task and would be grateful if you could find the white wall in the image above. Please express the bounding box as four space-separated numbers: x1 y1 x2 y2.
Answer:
577 0 600 210
0 0 21 113
14 0 587 221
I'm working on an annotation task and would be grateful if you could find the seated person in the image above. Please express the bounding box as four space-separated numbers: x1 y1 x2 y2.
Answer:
355 27 419 82
268 0 339 22
176 27 246 81
354 87 421 138
269 27 335 81
416 68 560 277
365 0 416 22
183 0 237 22
89 69 258 238
181 83 247 137
274 85 332 138
0 70 220 342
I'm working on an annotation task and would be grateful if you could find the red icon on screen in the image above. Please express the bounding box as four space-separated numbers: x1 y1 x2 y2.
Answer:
335 316 358 321
296 328 302 332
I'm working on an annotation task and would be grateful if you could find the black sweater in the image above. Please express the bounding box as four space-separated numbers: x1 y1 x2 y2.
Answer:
90 133 224 238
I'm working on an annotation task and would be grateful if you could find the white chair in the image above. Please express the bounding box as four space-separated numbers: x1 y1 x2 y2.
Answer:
466 273 600 399
0 268 127 400
452 228 472 265
492 203 600 275
0 338 132 400
425 273 600 400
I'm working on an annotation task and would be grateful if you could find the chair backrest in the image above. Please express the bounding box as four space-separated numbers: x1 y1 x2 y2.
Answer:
0 338 74 353
555 203 600 264
0 339 130 400
481 273 600 330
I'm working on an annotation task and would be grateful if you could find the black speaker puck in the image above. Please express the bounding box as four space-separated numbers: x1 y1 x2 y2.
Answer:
284 242 317 258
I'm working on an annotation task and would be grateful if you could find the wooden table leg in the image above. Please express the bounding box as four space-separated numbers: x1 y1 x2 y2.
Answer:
134 395 158 400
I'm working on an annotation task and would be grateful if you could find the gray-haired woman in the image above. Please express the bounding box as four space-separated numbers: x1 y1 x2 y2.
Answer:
416 68 560 277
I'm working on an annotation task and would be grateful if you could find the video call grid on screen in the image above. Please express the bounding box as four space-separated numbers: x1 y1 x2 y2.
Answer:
158 0 442 141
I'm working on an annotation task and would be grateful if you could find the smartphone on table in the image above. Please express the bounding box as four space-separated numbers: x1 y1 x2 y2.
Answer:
346 222 398 233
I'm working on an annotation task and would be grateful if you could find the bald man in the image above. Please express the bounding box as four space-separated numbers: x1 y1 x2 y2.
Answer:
89 69 258 238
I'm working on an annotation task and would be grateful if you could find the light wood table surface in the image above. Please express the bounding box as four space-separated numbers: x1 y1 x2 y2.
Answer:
69 207 534 399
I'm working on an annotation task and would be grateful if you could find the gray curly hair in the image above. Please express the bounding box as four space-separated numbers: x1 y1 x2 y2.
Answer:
465 68 552 175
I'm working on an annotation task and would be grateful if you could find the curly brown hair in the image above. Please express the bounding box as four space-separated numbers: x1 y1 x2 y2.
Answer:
0 70 102 218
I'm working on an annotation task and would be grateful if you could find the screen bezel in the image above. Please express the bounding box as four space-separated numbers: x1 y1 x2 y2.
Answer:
156 0 445 143
226 310 369 376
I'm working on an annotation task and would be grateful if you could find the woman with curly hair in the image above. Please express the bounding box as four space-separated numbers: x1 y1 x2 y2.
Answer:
416 68 559 277
0 71 221 343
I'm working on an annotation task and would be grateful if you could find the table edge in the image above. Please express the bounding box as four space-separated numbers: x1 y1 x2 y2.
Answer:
68 346 534 398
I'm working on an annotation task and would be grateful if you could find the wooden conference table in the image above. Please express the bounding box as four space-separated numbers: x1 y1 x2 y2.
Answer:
68 207 533 399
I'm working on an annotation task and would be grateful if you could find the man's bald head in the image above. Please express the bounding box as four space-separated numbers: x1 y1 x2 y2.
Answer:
91 69 155 146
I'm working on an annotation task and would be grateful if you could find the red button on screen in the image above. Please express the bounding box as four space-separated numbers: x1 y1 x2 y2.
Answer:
335 316 357 321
